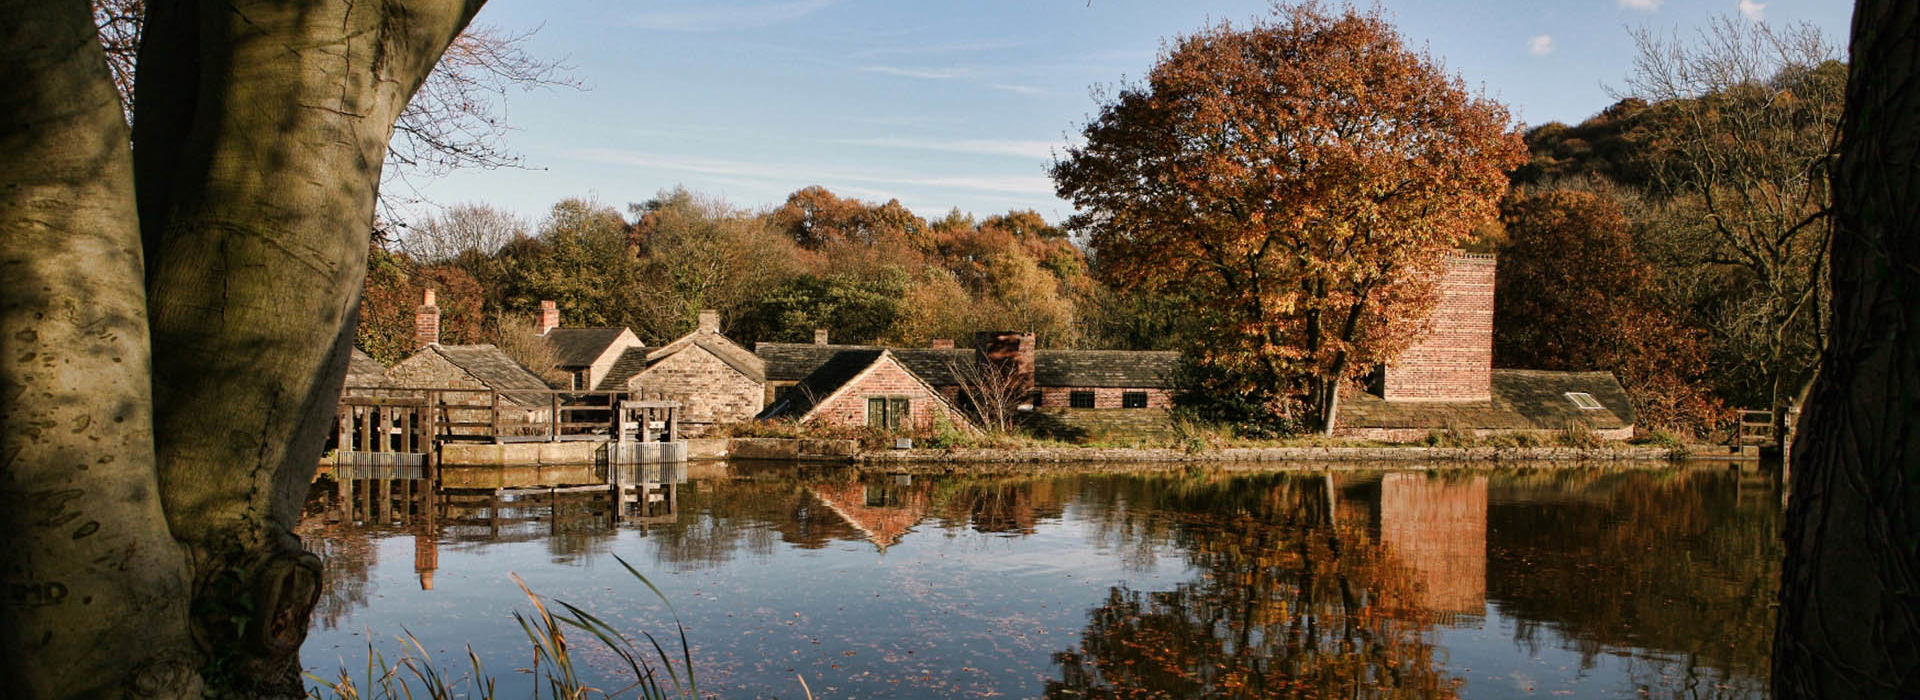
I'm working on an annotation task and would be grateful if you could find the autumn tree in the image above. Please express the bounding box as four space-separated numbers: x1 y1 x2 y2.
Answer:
629 187 801 340
2 1 484 698
1052 3 1524 433
1626 17 1844 441
1495 189 1726 434
1773 1 1920 697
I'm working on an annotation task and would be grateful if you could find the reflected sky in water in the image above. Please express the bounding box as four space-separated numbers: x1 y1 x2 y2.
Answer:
299 463 1780 699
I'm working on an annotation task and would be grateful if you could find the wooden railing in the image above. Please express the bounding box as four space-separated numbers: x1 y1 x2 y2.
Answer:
341 387 678 443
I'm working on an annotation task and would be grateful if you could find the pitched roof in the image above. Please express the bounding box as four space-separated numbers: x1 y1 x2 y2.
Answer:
347 348 392 387
759 348 885 419
597 330 764 391
541 327 632 368
430 344 554 407
759 343 1180 389
757 343 976 385
1034 350 1180 388
1338 369 1635 432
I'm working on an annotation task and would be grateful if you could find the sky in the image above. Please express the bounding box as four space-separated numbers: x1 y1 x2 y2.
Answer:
394 0 1855 228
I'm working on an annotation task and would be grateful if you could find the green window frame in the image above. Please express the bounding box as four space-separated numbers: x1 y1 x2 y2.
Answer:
867 396 911 429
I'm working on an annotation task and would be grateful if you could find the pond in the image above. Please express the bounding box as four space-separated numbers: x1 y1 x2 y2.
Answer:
298 462 1781 699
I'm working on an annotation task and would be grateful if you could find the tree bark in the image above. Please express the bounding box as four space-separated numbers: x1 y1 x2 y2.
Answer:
3 1 483 697
132 1 482 693
0 2 201 698
1772 2 1920 698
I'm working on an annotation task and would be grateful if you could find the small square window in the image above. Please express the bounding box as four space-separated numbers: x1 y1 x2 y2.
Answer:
1122 391 1149 409
1069 391 1096 409
1565 392 1603 410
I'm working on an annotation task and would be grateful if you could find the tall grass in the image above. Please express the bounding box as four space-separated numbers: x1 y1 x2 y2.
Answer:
307 555 694 700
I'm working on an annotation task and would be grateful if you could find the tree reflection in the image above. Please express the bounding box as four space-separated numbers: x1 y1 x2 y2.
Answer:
1485 468 1780 683
1046 472 1461 699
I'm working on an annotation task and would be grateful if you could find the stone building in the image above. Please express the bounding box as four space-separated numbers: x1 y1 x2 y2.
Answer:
598 310 764 436
343 348 393 393
1335 254 1636 440
385 289 555 427
534 300 646 391
757 349 974 432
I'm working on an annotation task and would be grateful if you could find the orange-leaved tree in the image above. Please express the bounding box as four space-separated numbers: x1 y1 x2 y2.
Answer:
1052 2 1525 434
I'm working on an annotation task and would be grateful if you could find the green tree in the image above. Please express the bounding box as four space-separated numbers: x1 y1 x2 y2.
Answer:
1773 1 1920 697
1052 3 1524 433
1 1 483 696
491 197 642 329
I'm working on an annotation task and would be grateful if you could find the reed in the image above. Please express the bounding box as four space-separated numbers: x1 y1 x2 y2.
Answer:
307 555 693 699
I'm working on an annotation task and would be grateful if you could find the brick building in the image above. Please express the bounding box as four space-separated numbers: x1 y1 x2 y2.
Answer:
757 348 974 432
536 300 646 391
598 311 764 436
1335 254 1636 440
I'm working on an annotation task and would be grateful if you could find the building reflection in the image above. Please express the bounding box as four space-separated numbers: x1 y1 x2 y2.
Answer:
1373 473 1488 623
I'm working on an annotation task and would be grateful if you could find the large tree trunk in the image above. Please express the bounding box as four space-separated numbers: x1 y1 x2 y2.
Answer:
132 1 482 694
0 2 201 698
1772 2 1920 698
2 1 482 697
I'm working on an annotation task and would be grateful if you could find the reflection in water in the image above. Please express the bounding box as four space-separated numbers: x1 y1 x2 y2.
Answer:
300 463 1779 698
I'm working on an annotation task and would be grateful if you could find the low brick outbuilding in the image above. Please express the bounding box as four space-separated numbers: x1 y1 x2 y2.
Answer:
758 349 974 433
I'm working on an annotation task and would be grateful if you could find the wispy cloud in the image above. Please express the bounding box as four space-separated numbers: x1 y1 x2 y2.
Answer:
1737 0 1766 20
1527 35 1556 56
1618 0 1662 11
859 65 962 80
835 137 1065 160
630 0 837 32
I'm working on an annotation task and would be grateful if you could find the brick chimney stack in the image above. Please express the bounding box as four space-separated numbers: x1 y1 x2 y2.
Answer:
974 331 1036 397
414 289 440 349
1382 254 1495 402
931 338 954 349
813 329 829 345
698 309 720 333
537 300 560 336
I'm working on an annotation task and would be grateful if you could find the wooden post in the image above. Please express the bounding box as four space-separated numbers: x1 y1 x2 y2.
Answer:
549 392 559 442
356 405 371 452
490 391 502 441
336 405 351 455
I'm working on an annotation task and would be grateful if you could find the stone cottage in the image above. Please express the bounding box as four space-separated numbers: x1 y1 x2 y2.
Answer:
757 348 975 432
534 300 646 391
386 290 555 429
1334 253 1636 440
597 310 764 436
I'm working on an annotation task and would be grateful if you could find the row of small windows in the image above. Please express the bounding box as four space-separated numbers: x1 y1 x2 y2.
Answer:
1062 391 1151 409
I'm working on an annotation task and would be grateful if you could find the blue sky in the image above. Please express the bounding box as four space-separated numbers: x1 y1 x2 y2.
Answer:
396 0 1854 227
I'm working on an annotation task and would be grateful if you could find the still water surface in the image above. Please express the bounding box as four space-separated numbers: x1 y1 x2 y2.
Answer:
299 463 1780 699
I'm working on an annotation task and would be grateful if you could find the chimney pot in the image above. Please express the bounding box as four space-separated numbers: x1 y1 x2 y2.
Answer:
698 309 720 333
423 288 436 307
931 338 954 349
813 329 829 345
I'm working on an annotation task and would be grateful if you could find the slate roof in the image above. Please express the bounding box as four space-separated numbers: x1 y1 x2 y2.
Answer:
1338 369 1635 432
757 343 1179 389
346 348 393 388
758 348 886 419
596 330 764 391
431 344 554 407
1034 350 1180 388
542 327 632 368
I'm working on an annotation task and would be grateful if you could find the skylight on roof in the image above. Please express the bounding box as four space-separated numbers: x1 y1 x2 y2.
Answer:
1565 392 1603 410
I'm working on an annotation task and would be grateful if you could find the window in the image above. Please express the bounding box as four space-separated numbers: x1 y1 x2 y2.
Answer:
1069 390 1096 409
1122 391 1149 409
571 370 589 391
867 396 911 429
1564 392 1603 410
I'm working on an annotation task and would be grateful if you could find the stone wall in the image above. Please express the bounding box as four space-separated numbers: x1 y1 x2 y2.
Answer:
808 357 970 431
1384 254 1495 402
586 332 645 390
630 346 763 435
1035 387 1172 409
1335 425 1634 443
384 350 546 427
